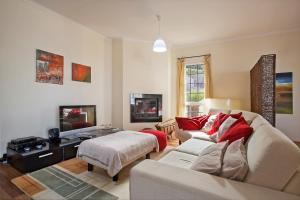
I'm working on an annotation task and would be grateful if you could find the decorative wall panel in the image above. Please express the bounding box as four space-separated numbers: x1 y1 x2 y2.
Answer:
250 54 276 126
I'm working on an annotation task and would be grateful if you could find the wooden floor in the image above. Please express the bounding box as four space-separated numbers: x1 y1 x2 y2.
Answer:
0 163 31 200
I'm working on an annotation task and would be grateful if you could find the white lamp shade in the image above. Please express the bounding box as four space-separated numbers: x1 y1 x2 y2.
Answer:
153 37 167 52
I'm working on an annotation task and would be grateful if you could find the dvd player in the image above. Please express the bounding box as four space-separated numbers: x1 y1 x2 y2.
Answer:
8 136 47 152
11 136 38 145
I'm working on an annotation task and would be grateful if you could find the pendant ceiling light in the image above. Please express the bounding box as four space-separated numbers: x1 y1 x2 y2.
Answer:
153 15 167 53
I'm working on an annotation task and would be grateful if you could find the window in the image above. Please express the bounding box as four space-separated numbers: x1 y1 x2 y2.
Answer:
185 64 204 117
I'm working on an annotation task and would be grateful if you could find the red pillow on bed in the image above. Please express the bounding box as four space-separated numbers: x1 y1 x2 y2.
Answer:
176 115 210 130
208 112 242 135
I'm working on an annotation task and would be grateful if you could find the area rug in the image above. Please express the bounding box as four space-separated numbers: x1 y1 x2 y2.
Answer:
12 164 118 200
12 146 174 200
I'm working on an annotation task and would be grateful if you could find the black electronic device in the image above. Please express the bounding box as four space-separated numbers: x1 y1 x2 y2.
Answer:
59 105 96 132
11 136 37 145
48 128 60 142
8 136 47 152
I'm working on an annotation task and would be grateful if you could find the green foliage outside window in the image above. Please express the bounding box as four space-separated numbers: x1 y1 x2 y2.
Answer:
186 91 204 102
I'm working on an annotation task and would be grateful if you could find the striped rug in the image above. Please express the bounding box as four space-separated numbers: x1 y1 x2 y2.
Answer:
12 160 118 200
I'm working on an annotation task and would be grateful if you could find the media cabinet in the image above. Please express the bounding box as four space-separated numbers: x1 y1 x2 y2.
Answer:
7 128 121 173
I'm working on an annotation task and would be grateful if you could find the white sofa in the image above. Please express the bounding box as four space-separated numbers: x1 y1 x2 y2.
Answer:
130 110 300 200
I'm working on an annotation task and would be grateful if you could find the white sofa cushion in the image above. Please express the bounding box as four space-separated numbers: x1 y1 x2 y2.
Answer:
221 138 248 181
176 138 214 156
191 141 228 175
158 151 197 169
190 130 212 141
245 124 300 190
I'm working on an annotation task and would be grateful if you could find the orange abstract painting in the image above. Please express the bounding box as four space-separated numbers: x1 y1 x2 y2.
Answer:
36 49 64 85
72 63 91 83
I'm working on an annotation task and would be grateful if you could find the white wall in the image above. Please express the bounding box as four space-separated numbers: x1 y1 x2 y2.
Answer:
0 0 112 155
172 30 300 141
115 39 171 130
111 39 124 128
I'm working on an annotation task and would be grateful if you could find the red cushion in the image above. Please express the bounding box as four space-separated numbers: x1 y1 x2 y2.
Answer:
218 117 253 144
197 115 211 128
139 129 167 151
175 115 210 130
229 112 243 119
208 112 242 135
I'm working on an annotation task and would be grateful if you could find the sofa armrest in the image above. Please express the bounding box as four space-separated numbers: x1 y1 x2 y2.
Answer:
130 160 300 200
174 123 192 143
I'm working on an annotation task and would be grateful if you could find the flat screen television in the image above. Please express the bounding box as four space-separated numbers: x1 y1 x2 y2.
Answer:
59 105 96 132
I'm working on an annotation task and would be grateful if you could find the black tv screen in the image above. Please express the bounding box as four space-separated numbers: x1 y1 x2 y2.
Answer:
59 105 96 132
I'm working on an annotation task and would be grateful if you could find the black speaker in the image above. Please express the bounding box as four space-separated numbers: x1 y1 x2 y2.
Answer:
48 128 60 142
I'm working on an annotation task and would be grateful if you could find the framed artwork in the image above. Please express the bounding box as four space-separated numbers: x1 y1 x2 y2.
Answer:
276 72 293 114
72 63 91 83
36 49 64 85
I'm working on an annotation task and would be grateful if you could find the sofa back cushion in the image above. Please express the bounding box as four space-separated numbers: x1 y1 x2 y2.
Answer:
209 108 230 115
250 115 269 131
245 124 300 190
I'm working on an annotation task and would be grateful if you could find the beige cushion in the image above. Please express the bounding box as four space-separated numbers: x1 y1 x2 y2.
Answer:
221 138 248 181
284 167 300 195
176 138 214 156
210 116 237 142
158 151 197 169
191 141 229 175
245 124 300 190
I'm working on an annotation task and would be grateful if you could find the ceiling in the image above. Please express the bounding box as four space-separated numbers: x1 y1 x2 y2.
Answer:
32 0 300 45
